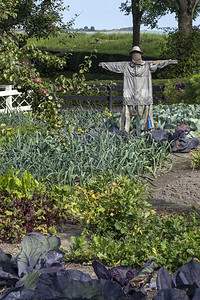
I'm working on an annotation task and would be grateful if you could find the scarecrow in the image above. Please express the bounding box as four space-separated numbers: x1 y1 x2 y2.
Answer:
99 46 177 132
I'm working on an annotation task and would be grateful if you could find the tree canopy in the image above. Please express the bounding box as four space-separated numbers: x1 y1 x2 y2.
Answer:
120 0 199 46
0 0 73 39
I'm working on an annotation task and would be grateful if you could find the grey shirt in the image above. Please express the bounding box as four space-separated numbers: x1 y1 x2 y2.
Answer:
99 60 170 106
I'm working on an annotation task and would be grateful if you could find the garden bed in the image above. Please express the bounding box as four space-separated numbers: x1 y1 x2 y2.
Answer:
1 145 199 275
0 108 199 299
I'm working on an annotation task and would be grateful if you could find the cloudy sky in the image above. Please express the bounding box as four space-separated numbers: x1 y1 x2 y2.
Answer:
64 0 200 31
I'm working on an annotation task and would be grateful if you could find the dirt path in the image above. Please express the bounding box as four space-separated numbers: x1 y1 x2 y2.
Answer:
148 148 200 214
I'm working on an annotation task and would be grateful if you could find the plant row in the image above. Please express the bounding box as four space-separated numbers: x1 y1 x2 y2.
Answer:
0 107 199 273
0 118 172 186
1 232 200 299
1 167 200 274
66 173 200 273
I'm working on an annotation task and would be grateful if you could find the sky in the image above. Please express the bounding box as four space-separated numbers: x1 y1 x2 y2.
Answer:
64 0 200 31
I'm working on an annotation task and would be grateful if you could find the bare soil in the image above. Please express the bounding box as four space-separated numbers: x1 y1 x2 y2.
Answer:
0 143 199 299
148 146 200 214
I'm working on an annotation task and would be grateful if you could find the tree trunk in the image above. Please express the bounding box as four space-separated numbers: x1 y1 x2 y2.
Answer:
132 0 142 46
177 0 199 38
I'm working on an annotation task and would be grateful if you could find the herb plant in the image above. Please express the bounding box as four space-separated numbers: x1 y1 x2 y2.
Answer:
67 174 200 272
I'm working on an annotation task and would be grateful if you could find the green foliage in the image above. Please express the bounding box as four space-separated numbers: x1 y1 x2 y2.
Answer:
184 71 200 104
28 32 167 57
153 104 200 134
0 168 74 242
1 0 71 39
0 113 48 146
0 0 18 24
0 32 66 130
2 105 199 188
0 127 171 186
163 73 200 105
28 32 167 79
163 80 185 104
67 175 200 272
74 173 153 237
119 0 178 31
160 28 200 78
0 30 101 130
0 167 41 196
54 39 99 96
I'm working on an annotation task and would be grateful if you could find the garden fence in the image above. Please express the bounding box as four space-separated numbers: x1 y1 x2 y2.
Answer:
0 85 32 113
59 84 165 111
0 84 165 113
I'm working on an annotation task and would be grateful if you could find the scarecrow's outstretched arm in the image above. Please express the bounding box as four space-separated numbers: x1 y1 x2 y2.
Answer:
149 59 178 73
99 61 127 73
150 59 178 65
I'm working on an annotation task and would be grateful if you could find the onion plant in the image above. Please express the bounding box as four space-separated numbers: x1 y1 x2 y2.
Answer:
0 128 170 186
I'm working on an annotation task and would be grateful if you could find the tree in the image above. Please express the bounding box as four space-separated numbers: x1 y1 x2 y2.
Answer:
162 0 200 77
120 0 173 46
174 0 200 38
0 0 73 39
0 1 98 129
120 0 199 46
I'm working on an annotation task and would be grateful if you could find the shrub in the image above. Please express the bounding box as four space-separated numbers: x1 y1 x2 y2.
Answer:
73 173 153 237
159 28 200 78
67 174 200 272
163 80 185 104
184 71 200 104
68 206 200 272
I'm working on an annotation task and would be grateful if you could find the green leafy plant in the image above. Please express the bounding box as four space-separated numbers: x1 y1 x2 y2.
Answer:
163 80 185 104
0 118 171 187
191 150 200 169
0 32 65 130
67 173 200 272
0 167 41 196
160 28 200 78
153 104 200 134
68 208 200 272
184 71 200 104
73 173 153 237
0 168 74 242
0 30 100 131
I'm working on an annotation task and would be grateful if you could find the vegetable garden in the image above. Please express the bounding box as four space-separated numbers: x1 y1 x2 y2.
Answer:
0 25 200 300
0 102 200 299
